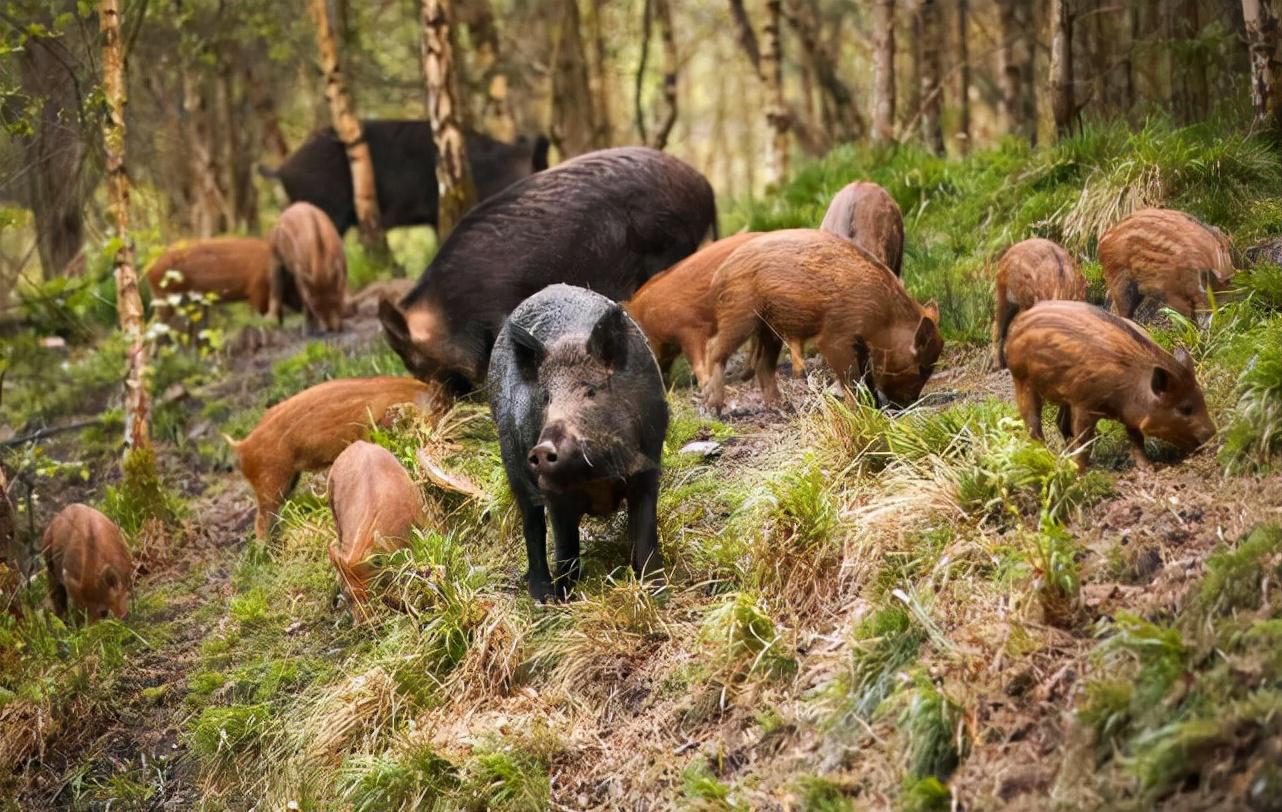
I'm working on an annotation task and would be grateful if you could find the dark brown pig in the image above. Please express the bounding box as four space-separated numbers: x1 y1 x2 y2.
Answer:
1098 208 1235 320
1004 300 1215 470
625 232 761 384
327 441 432 616
41 504 133 622
380 147 717 396
270 202 347 332
703 229 943 412
819 181 905 275
993 238 1087 368
146 237 278 318
489 285 669 602
224 377 447 539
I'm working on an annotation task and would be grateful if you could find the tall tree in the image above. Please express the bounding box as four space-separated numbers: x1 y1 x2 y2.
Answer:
100 0 150 453
308 0 390 261
955 0 970 154
550 0 599 157
458 0 517 142
761 0 790 184
421 0 476 238
785 0 863 144
919 0 944 154
1243 0 1282 134
1050 0 1076 138
873 0 895 143
997 0 1036 143
650 0 679 149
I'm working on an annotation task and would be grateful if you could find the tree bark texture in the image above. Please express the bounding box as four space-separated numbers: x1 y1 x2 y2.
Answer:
956 0 971 153
100 0 151 452
873 0 896 143
919 0 944 154
421 0 477 239
761 0 790 184
308 0 389 259
550 0 600 158
786 0 862 143
1051 0 1076 138
459 0 517 142
1243 0 1282 134
649 0 678 149
727 0 761 73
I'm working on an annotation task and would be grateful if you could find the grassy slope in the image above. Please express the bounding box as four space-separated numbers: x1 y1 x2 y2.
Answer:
3 117 1282 810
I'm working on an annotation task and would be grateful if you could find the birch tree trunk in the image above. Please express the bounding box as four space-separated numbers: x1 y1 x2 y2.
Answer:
761 0 790 184
1051 0 1076 138
421 0 477 239
919 0 944 154
308 0 389 261
956 0 970 154
100 0 150 452
1244 0 1282 134
873 0 895 143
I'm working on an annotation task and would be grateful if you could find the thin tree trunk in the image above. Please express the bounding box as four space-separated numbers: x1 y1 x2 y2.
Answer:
421 0 477 239
761 0 790 184
245 63 290 161
587 0 612 146
956 0 970 154
1179 0 1207 121
180 67 228 238
907 4 922 129
100 0 149 452
550 0 599 157
649 0 678 149
1051 0 1076 138
786 0 862 143
1244 0 1282 134
873 0 896 143
727 0 761 73
309 0 389 261
635 0 652 143
459 0 517 142
997 0 1034 141
1122 4 1137 114
919 0 944 154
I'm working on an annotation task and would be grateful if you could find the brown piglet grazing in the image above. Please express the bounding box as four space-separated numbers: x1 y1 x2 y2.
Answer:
819 180 905 275
225 376 447 539
270 202 347 332
1098 207 1235 321
993 238 1087 368
145 237 279 321
703 229 943 412
625 232 760 385
41 504 133 622
327 441 433 616
1004 300 1215 470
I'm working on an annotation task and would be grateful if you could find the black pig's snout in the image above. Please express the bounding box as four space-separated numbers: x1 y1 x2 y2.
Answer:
528 422 578 477
529 440 559 471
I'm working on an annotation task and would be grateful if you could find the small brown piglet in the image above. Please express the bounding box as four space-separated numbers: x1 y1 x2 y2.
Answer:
993 238 1087 368
1004 300 1215 470
41 504 133 622
819 181 905 275
327 441 431 616
1098 207 1235 320
146 237 278 320
225 377 446 539
704 229 943 412
625 232 760 385
270 202 347 332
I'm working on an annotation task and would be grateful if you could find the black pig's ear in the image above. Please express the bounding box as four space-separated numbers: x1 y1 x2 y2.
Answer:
509 321 545 379
379 298 410 344
1151 365 1172 398
587 305 628 369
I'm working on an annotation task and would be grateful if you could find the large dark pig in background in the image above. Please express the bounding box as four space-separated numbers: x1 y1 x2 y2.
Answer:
489 284 669 602
380 146 718 395
260 120 550 234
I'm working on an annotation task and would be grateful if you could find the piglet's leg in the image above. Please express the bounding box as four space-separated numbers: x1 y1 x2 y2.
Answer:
1125 426 1152 470
1013 379 1045 443
548 502 583 601
787 339 806 378
627 469 664 586
516 491 554 603
1067 410 1099 471
754 330 784 407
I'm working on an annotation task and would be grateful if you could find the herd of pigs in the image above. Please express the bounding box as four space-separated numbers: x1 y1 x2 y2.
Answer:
31 142 1228 622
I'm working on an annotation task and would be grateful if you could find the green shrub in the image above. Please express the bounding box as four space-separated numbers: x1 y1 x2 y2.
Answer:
338 745 458 812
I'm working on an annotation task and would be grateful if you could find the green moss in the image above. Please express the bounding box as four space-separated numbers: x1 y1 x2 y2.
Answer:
1197 524 1282 616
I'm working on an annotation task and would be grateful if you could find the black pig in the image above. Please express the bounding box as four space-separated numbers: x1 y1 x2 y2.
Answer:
381 146 717 395
488 284 669 602
260 121 549 234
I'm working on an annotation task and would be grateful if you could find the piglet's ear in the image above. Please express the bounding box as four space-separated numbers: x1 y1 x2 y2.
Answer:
587 305 629 369
1173 346 1195 372
922 299 940 323
912 314 936 358
508 321 545 380
1151 365 1172 398
101 566 120 591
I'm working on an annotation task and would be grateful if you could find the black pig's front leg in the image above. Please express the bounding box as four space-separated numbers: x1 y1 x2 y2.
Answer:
626 469 663 583
515 489 554 603
548 499 583 601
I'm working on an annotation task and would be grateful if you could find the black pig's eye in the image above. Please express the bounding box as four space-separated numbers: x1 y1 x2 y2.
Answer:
541 392 550 406
585 386 596 399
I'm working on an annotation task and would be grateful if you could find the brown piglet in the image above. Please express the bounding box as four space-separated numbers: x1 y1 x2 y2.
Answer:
704 229 943 412
327 441 433 616
146 237 279 320
993 238 1087 368
41 504 133 622
225 377 446 539
1098 208 1235 320
1004 300 1215 470
625 232 760 385
819 180 905 275
270 202 347 332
